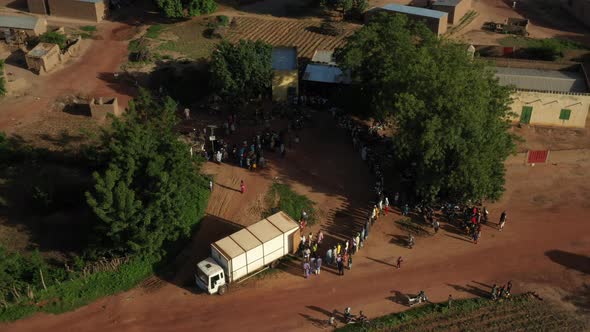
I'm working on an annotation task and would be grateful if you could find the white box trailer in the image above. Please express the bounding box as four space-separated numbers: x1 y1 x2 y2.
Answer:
196 211 300 294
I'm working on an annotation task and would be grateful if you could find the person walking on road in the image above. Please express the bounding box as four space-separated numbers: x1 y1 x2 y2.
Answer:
499 211 507 231
433 220 440 233
402 204 409 216
240 180 246 194
209 180 213 192
384 196 390 215
396 256 403 269
303 261 310 279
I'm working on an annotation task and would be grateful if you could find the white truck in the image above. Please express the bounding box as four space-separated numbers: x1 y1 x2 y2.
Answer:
196 211 301 295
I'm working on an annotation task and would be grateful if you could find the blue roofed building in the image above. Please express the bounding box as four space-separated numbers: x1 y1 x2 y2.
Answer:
366 3 448 35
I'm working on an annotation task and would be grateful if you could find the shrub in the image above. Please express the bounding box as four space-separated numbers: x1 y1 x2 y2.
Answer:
39 31 67 50
146 25 165 39
265 183 316 224
80 25 97 32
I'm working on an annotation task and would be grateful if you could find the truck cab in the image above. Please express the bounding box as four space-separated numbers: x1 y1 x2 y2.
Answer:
195 258 227 295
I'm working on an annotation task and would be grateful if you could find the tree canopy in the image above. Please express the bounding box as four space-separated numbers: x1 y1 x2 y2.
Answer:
86 89 209 258
336 13 516 203
154 0 217 18
210 40 273 100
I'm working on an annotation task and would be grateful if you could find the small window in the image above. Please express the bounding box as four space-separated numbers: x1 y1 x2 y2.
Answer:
559 109 571 120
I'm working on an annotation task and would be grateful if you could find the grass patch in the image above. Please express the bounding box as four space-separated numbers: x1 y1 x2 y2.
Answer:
336 293 586 331
156 20 219 59
146 24 165 39
80 25 97 32
265 183 316 225
499 36 588 50
0 257 155 322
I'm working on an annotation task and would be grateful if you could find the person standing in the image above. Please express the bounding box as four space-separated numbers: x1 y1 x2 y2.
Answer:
448 295 453 308
394 192 399 206
434 220 440 233
403 204 409 216
326 247 333 266
337 243 342 256
384 196 390 215
316 257 322 275
240 180 246 194
355 233 360 254
318 230 324 245
396 256 403 269
303 261 310 279
378 199 384 216
337 255 344 276
499 211 507 231
365 219 370 239
209 180 213 192
347 254 353 270
184 108 190 120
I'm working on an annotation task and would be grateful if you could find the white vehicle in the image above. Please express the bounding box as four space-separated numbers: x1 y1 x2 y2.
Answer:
196 211 301 295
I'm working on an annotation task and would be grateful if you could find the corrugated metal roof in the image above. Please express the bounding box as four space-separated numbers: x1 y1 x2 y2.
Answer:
303 64 351 84
433 0 462 7
272 47 297 70
379 3 448 19
311 50 336 65
0 15 40 30
494 67 588 93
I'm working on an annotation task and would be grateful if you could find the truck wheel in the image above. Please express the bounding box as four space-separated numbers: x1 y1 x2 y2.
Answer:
218 285 227 295
270 260 280 269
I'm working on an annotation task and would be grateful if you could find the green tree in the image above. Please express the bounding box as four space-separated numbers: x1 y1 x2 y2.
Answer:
0 60 5 96
186 0 217 16
336 13 516 203
86 89 209 258
155 0 184 18
210 40 272 100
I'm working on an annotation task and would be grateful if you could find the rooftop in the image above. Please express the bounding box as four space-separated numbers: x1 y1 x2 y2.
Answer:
272 47 297 70
311 50 336 65
494 67 588 93
0 15 41 30
378 3 448 19
432 0 462 7
303 64 351 84
27 43 58 58
197 258 224 276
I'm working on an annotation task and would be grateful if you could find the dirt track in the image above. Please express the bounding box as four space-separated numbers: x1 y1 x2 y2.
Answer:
1 113 588 332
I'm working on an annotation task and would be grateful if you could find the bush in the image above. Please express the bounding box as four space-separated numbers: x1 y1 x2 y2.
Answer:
80 25 97 32
146 25 165 39
187 0 217 16
39 31 67 50
217 15 229 26
265 183 316 224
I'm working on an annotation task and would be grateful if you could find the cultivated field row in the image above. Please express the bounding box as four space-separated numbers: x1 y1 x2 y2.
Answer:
226 17 359 58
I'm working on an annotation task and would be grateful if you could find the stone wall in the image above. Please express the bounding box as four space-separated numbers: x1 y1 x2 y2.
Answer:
89 97 121 120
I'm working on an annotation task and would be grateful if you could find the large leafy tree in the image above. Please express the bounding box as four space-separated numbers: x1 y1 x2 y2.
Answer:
336 13 516 203
154 0 216 18
210 40 272 100
86 89 209 258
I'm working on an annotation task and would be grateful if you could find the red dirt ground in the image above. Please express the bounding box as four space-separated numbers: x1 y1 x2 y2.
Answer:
1 112 589 332
0 21 136 135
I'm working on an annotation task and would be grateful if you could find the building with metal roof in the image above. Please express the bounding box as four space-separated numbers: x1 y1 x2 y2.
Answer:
366 3 448 35
495 65 590 128
303 64 351 84
494 67 588 93
311 50 337 65
0 14 47 37
432 0 472 24
272 47 298 102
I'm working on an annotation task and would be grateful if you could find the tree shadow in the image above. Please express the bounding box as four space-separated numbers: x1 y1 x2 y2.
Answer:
545 250 590 274
388 234 408 248
298 313 329 329
62 102 92 117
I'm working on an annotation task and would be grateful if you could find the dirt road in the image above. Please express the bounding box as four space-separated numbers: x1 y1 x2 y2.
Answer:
0 21 135 134
2 113 589 332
